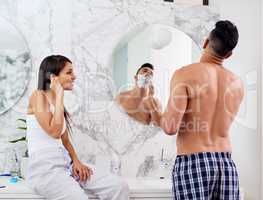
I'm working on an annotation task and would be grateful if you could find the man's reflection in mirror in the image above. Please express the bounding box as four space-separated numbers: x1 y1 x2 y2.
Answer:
116 63 162 126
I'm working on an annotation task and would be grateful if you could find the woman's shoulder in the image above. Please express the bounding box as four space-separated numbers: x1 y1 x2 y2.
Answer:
29 90 49 109
30 89 45 101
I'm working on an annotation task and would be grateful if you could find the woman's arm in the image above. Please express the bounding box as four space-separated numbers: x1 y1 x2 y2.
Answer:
61 130 78 162
32 90 64 139
61 130 93 182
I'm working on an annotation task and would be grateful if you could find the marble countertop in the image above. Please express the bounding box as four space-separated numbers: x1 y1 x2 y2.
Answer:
0 176 173 198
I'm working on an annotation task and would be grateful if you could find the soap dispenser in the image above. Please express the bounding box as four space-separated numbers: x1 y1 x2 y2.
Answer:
158 148 167 179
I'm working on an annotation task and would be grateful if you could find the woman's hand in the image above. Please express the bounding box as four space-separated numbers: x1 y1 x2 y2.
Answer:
72 159 93 182
50 75 64 96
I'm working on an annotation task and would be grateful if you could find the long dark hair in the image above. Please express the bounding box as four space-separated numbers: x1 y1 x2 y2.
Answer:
37 55 73 135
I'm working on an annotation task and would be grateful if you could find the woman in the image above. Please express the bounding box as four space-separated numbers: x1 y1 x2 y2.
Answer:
26 55 129 200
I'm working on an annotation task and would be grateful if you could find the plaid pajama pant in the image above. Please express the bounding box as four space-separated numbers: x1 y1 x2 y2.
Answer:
172 152 240 200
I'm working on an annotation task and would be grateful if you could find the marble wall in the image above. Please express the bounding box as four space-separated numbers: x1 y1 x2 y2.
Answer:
0 0 218 177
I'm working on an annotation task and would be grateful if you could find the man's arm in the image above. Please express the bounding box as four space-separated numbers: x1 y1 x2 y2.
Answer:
160 70 188 135
143 84 162 126
149 98 162 126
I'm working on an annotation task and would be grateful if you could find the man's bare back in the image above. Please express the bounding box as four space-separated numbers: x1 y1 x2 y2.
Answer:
174 57 244 155
167 20 242 199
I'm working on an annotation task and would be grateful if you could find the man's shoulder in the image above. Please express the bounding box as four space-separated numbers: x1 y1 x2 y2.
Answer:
221 66 243 86
226 71 244 95
176 63 198 71
115 90 131 100
171 63 200 82
118 90 131 96
223 67 240 80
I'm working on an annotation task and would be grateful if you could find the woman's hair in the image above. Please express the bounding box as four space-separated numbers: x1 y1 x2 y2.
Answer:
37 55 73 135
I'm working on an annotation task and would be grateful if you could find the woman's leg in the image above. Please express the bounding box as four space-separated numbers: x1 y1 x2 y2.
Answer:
27 149 89 200
36 170 89 200
76 164 130 200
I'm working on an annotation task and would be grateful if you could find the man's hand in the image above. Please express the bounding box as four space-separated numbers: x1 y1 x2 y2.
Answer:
143 96 158 113
148 84 154 97
143 96 162 126
72 159 93 182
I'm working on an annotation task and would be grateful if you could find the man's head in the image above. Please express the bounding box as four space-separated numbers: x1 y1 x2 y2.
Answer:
203 20 239 58
134 63 154 88
135 63 154 77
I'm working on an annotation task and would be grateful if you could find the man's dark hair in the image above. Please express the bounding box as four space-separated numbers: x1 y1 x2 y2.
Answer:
135 63 154 75
209 20 239 57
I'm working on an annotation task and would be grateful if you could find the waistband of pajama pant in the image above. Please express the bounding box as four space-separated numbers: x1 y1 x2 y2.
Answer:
176 152 232 162
29 146 67 159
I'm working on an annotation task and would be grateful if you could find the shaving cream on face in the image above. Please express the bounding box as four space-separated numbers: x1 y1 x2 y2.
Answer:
137 74 152 88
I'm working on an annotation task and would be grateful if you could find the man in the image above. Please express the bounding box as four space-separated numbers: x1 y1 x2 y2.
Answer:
161 20 243 199
116 63 162 126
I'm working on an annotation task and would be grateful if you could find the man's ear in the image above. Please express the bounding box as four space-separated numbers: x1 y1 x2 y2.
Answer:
224 51 232 59
203 38 209 49
134 75 137 81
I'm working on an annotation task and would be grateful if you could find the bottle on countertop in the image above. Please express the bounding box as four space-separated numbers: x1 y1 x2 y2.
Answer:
159 148 168 179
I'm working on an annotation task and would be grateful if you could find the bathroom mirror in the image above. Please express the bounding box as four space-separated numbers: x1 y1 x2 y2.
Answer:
112 24 201 124
0 17 32 115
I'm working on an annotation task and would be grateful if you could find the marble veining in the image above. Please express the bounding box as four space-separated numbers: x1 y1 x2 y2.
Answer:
0 0 219 177
0 16 32 115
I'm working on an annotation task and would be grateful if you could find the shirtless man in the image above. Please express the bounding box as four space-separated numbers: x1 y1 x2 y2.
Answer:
161 21 243 199
116 63 162 126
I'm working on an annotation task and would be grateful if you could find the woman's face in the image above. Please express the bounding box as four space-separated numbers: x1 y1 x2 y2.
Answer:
57 62 76 90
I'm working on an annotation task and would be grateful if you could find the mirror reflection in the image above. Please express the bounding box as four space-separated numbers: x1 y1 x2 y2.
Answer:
113 24 201 125
0 17 31 114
